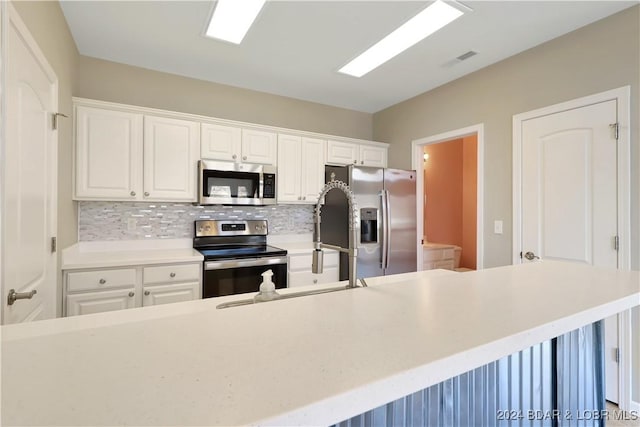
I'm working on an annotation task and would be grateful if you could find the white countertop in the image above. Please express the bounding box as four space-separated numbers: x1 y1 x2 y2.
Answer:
62 239 203 269
2 261 639 426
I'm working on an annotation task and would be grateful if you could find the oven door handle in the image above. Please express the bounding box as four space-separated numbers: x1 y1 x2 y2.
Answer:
204 256 288 270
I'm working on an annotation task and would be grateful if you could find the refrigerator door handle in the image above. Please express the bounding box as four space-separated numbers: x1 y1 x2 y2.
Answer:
384 189 391 270
380 190 388 269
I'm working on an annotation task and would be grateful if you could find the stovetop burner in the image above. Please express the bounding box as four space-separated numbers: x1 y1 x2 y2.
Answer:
193 219 286 260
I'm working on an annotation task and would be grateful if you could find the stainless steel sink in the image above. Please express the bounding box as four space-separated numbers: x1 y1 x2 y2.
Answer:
216 285 352 309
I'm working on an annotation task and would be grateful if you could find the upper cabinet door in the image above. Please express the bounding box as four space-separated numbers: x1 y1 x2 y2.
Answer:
143 115 200 202
201 123 242 162
277 134 302 203
242 129 277 165
301 137 326 202
75 106 143 200
359 144 387 168
326 140 358 166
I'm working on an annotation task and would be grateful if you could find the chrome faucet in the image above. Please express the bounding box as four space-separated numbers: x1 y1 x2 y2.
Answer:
312 178 364 288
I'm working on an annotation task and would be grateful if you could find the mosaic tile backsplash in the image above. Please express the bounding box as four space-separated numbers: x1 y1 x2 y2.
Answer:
78 202 315 241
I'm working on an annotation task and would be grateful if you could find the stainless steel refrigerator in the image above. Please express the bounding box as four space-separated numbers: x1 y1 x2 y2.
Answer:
321 165 417 280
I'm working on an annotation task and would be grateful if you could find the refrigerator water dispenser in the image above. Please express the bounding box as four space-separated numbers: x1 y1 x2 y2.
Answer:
360 208 378 243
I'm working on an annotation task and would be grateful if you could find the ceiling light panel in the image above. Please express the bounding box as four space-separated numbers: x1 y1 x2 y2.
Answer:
339 0 464 78
205 0 266 44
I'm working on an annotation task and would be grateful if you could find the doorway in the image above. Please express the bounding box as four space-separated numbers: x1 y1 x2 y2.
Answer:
412 124 484 271
513 87 631 409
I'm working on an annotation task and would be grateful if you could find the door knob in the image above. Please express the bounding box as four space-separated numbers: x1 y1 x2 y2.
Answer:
7 289 37 306
524 251 540 261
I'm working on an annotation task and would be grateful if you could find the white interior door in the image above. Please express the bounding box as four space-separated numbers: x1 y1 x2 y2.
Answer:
520 99 619 402
2 6 58 323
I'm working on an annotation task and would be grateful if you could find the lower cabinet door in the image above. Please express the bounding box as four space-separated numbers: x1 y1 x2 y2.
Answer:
142 282 199 306
66 288 136 316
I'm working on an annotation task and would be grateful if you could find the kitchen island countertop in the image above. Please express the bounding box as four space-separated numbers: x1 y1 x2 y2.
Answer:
2 261 639 426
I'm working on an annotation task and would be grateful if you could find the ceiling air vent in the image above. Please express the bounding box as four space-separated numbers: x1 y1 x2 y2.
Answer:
456 50 477 61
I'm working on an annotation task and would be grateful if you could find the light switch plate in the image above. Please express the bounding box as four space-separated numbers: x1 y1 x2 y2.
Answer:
494 220 503 235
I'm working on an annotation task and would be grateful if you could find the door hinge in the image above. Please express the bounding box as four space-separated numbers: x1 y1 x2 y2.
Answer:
615 347 620 363
519 251 523 259
613 235 619 251
421 239 424 245
609 122 619 140
51 237 57 253
52 112 68 130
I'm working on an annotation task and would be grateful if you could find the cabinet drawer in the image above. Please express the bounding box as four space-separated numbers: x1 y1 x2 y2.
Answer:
67 268 136 292
143 263 200 285
288 254 312 271
289 251 339 271
289 267 339 288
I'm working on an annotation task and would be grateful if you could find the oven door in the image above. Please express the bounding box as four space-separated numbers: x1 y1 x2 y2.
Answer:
202 256 287 298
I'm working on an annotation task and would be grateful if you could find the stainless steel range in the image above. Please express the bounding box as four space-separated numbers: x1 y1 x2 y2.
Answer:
193 219 287 298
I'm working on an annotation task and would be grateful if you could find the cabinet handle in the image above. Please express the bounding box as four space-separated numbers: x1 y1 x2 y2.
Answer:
303 196 306 200
313 279 318 284
353 160 357 164
232 154 237 160
144 192 150 197
130 191 136 197
242 156 247 161
361 161 364 165
99 279 106 284
170 272 176 278
144 290 150 296
128 292 135 297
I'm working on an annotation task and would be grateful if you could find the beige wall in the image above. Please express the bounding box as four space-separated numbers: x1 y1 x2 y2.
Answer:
75 56 373 140
374 6 640 401
373 6 640 271
11 1 79 315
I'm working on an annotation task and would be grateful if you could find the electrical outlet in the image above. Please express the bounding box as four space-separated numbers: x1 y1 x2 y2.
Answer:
494 220 503 235
127 217 137 231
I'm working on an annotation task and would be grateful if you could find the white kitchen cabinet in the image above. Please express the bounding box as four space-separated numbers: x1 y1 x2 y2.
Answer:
66 288 136 316
143 282 200 306
200 125 277 165
288 250 339 288
301 137 326 201
74 101 200 202
63 262 202 316
358 144 387 168
74 105 143 200
242 129 277 165
143 115 200 202
326 140 388 167
326 140 359 166
201 123 242 162
277 134 325 203
277 134 303 202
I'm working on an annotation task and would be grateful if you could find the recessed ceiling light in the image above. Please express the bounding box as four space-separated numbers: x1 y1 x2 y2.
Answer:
205 0 266 44
339 0 464 78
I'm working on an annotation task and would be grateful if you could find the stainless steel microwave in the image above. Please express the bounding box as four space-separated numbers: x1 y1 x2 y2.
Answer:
198 160 277 206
